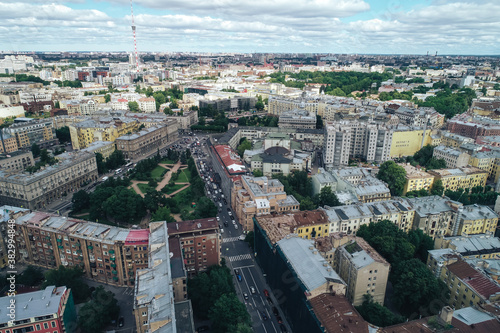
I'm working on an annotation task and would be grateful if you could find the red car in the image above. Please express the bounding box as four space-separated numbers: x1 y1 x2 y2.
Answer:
263 289 269 297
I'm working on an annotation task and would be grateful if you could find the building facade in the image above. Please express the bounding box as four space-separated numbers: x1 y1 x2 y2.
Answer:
400 164 435 195
5 118 57 149
0 151 98 210
0 151 34 172
231 175 300 231
115 121 178 160
427 166 488 192
433 145 470 168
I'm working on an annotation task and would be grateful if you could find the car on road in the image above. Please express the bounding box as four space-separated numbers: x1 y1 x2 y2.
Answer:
118 317 124 327
243 292 249 300
234 268 240 275
234 224 238 229
261 311 268 321
216 216 220 221
277 315 283 324
237 274 242 282
250 286 256 294
263 289 269 297
227 208 231 212
272 307 279 316
224 221 228 227
238 235 246 241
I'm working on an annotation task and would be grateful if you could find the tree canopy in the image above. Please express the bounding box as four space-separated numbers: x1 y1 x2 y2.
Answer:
42 265 91 303
78 286 120 333
55 126 71 143
376 161 406 196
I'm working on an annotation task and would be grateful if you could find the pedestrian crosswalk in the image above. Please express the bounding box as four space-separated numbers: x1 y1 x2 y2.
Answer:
227 254 252 262
222 237 240 243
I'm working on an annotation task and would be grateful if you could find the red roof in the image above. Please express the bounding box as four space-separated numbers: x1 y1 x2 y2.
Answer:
125 229 149 245
117 98 128 102
214 145 246 175
447 260 500 300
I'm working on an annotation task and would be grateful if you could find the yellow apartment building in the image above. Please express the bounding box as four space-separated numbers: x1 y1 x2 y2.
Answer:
469 151 500 183
400 163 435 194
434 234 500 260
427 166 488 192
390 128 433 158
69 118 139 149
454 205 499 236
440 260 500 309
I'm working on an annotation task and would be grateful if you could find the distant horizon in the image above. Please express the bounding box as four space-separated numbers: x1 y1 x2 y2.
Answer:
1 1 499 55
2 50 500 58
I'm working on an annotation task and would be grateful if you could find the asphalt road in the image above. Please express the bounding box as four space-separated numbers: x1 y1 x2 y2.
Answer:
194 134 291 333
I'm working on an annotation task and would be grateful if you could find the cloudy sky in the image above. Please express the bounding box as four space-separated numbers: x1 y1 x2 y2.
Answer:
0 0 498 55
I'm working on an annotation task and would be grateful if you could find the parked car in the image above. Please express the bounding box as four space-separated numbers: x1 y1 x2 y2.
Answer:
261 311 268 321
118 317 124 327
277 315 283 324
272 307 279 316
234 268 240 275
243 292 249 300
237 274 242 282
250 286 256 294
263 289 269 297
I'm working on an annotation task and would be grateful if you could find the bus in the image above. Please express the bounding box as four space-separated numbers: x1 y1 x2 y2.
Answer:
125 162 133 168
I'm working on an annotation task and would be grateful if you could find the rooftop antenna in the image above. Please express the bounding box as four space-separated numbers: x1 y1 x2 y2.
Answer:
130 0 139 73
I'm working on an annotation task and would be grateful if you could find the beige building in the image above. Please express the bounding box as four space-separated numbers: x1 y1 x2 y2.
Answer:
278 109 316 129
165 110 199 129
69 118 140 150
80 140 116 160
115 121 178 160
5 118 57 149
433 145 470 168
231 175 300 231
0 150 34 172
335 237 390 306
400 164 435 195
0 132 19 153
138 97 156 113
0 151 98 210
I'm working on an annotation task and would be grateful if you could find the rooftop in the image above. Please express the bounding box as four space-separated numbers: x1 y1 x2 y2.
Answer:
167 217 219 236
214 144 246 175
0 286 67 323
309 293 369 333
443 234 500 255
277 236 345 292
447 260 500 300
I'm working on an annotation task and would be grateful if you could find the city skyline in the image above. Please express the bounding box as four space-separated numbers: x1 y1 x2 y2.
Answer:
0 0 499 55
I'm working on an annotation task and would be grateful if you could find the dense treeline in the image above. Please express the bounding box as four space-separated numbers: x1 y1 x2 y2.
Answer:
269 71 392 95
357 221 448 319
416 88 476 119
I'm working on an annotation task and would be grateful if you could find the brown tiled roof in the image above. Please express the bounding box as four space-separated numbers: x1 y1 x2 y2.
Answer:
379 319 435 333
167 217 218 236
309 293 369 333
447 260 500 300
451 316 500 333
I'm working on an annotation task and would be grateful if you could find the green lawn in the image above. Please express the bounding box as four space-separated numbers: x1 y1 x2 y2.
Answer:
160 158 177 164
163 183 185 195
176 169 191 183
151 166 168 179
137 183 153 193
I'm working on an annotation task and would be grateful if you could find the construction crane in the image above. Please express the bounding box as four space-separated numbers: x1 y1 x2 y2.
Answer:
130 0 139 73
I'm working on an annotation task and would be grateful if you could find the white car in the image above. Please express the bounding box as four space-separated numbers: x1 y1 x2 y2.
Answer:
234 224 238 229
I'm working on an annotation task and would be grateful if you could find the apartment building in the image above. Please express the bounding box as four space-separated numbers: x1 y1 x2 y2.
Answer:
0 205 30 268
447 114 500 139
389 127 434 158
323 120 392 168
13 210 147 286
311 168 336 195
5 118 57 149
0 132 18 153
453 204 499 236
115 121 178 160
440 132 475 148
434 234 500 260
400 164 435 195
469 150 500 183
278 109 316 129
335 237 390 306
0 151 98 210
199 96 256 112
406 196 461 239
0 150 34 172
0 286 77 333
167 217 221 276
134 222 177 333
268 93 319 116
427 166 488 192
332 167 391 203
79 140 116 160
433 145 470 168
165 110 199 129
231 175 300 231
138 97 156 113
321 199 415 234
69 117 140 149
440 260 500 309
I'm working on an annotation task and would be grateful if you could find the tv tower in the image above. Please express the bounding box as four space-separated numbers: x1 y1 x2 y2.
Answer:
130 0 139 73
